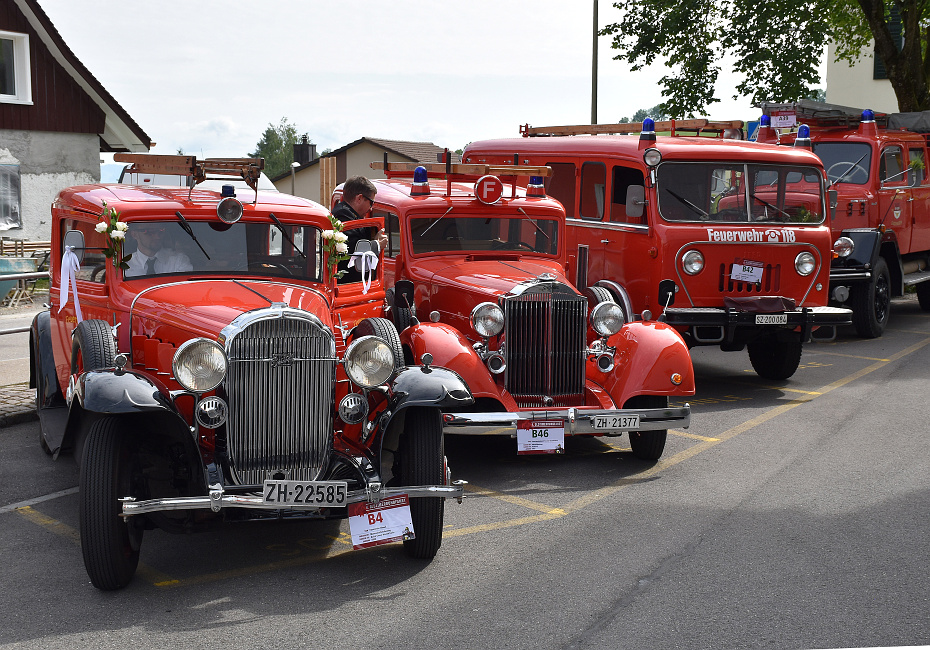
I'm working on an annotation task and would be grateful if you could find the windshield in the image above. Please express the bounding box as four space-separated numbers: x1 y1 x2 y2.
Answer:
813 142 873 185
123 220 323 281
656 163 825 224
408 213 559 255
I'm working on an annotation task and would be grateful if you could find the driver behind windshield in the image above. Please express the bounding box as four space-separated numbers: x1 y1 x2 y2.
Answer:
124 223 193 277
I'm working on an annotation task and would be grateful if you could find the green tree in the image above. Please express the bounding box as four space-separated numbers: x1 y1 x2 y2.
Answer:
600 0 930 114
249 118 300 179
619 104 669 123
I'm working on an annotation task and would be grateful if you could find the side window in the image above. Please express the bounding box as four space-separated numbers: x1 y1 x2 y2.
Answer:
610 165 646 223
545 162 576 218
908 147 926 186
579 162 606 220
62 218 109 284
880 146 906 185
0 163 21 229
373 209 400 258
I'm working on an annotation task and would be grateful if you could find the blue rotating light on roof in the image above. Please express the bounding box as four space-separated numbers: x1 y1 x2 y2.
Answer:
794 124 812 149
797 124 810 138
640 117 657 143
760 114 771 127
527 175 546 198
861 109 876 123
642 118 655 132
411 165 430 196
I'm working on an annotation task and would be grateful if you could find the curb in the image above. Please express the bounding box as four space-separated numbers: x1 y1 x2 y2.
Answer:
0 383 38 429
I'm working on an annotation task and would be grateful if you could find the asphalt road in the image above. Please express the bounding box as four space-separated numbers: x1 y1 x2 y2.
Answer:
1 297 928 650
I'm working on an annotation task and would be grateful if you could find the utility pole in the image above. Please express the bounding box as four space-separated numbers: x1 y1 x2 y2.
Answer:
591 0 598 124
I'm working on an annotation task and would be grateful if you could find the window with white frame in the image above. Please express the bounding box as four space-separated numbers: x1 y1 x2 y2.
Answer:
0 164 22 230
0 31 32 105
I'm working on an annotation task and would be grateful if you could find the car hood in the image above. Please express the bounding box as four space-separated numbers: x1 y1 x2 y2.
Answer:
129 279 333 340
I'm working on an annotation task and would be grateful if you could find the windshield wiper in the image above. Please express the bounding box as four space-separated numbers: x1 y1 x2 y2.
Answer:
832 151 869 185
419 206 454 236
175 211 210 260
269 212 306 258
665 189 709 218
517 207 550 242
750 194 793 221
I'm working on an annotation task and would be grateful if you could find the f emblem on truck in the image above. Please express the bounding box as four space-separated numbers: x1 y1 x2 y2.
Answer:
475 175 504 204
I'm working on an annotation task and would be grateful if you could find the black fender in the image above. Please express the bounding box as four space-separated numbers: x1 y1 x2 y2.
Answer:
29 310 65 409
61 369 196 463
833 228 883 270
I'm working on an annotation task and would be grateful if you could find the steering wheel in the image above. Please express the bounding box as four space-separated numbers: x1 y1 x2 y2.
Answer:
490 239 535 251
90 264 106 283
827 161 868 184
237 261 294 275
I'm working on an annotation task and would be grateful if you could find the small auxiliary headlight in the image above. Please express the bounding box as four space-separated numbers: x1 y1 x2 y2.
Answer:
217 196 243 224
172 338 227 393
795 251 816 276
590 301 624 337
196 396 228 429
834 236 854 258
643 148 662 167
471 302 504 338
344 335 395 388
682 250 704 275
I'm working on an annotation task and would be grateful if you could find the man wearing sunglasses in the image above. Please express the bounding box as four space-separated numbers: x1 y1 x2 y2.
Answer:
332 177 385 282
124 223 193 278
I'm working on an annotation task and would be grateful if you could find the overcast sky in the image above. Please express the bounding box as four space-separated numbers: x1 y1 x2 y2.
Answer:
39 1 822 160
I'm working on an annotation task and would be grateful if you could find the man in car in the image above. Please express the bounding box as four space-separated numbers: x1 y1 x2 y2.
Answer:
124 223 193 277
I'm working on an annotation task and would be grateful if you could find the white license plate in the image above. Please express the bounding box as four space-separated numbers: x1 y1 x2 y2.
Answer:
263 480 348 506
593 414 640 430
755 314 788 325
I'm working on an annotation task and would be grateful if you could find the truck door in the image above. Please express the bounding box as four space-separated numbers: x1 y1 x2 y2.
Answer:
878 144 912 252
906 145 930 253
572 161 610 288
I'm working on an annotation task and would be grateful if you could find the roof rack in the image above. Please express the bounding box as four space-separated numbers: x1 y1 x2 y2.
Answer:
370 161 552 178
520 119 744 138
113 154 265 192
757 100 890 129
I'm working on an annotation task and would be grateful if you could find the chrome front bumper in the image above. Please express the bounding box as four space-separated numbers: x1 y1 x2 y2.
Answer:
441 405 690 436
120 481 467 517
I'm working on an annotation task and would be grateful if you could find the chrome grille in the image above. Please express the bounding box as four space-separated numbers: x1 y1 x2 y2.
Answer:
503 285 586 407
718 263 781 293
223 313 336 485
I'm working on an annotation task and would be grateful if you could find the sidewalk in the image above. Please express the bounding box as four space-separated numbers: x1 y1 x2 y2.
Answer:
0 293 46 428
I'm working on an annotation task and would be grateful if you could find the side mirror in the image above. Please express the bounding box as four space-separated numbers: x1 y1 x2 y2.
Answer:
828 189 838 221
353 239 380 257
626 185 646 219
658 279 677 308
63 229 86 265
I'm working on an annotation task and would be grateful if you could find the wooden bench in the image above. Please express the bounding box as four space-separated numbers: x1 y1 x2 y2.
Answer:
0 239 52 256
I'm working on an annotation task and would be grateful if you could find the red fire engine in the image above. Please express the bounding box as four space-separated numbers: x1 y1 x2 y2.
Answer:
463 120 851 380
758 100 930 337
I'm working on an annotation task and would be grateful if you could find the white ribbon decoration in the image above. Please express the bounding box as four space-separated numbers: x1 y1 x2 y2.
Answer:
348 251 379 295
58 245 83 323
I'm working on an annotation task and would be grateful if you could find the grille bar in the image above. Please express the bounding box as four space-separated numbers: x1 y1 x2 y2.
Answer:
223 315 336 485
504 288 586 407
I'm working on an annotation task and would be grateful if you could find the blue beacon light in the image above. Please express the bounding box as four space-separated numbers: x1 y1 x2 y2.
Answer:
527 176 546 198
640 117 657 143
861 109 876 123
797 124 811 139
411 165 430 196
759 114 771 127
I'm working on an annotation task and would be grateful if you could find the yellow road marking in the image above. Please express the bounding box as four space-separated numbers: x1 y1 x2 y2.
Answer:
669 429 720 442
810 350 890 362
464 484 565 515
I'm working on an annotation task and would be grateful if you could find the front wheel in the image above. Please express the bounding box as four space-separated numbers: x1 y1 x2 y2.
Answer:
851 257 891 338
916 281 930 311
747 334 803 380
80 417 144 590
625 395 668 462
397 407 445 559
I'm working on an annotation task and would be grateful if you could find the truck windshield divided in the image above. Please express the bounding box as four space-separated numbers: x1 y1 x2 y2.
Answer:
121 220 323 280
409 213 559 255
813 142 873 185
657 163 825 224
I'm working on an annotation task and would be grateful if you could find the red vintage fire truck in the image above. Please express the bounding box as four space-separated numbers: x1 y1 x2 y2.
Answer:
463 121 852 380
331 160 694 462
757 100 930 337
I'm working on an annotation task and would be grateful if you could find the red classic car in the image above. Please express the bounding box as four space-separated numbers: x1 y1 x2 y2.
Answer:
30 155 470 590
332 161 694 461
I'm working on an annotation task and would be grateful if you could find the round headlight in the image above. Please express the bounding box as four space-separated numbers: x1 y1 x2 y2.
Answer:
682 250 704 275
590 301 625 337
834 236 854 258
217 196 243 224
172 338 227 393
795 251 816 276
344 335 395 388
643 148 662 167
471 302 504 338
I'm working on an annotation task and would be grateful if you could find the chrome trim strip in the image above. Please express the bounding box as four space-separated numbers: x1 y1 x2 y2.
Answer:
442 405 691 436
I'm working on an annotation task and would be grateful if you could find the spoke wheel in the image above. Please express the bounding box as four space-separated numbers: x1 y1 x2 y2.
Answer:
398 407 445 559
80 417 144 590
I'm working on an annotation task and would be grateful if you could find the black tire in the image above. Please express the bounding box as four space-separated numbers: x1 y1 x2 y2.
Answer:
353 317 403 369
583 285 614 307
398 407 445 559
71 319 116 375
80 417 143 590
626 395 668 461
31 337 52 455
916 281 930 311
851 257 891 338
747 334 803 380
386 287 415 333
